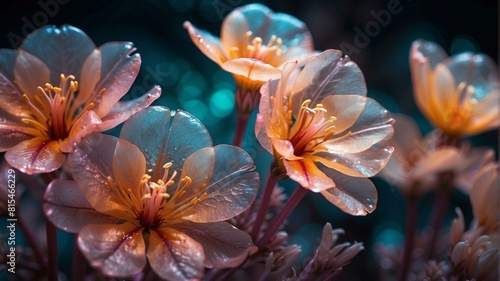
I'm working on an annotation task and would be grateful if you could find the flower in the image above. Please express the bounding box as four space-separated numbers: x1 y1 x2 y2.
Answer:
255 50 394 215
43 106 259 280
379 114 495 196
0 25 161 174
184 4 314 114
410 39 499 137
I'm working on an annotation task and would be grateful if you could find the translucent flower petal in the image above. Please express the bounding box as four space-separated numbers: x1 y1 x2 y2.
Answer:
320 98 393 154
443 52 499 93
220 8 249 55
184 21 225 65
431 64 457 115
320 94 366 135
44 179 121 233
221 58 282 81
19 25 96 84
182 145 259 222
74 49 101 109
70 134 132 219
120 106 212 181
388 114 422 158
0 49 29 117
78 222 146 278
314 146 394 177
112 137 147 202
411 39 448 70
14 50 50 101
467 90 500 135
291 50 367 114
173 221 256 268
0 111 36 151
92 42 141 117
59 109 102 153
410 147 463 179
5 137 64 174
148 227 204 281
470 163 499 233
283 156 335 192
320 170 377 215
97 85 161 132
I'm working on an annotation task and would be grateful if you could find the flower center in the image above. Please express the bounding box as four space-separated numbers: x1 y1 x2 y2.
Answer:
20 74 100 140
107 162 208 228
446 82 476 134
288 99 337 155
229 31 283 66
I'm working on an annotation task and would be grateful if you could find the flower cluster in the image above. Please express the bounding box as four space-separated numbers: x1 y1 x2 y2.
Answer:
0 3 497 281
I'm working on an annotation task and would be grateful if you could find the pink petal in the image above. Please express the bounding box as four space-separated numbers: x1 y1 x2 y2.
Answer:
320 170 377 215
388 115 423 158
320 98 394 154
73 49 102 110
291 50 367 114
59 110 102 153
112 137 146 202
313 146 394 177
5 138 64 174
44 179 121 233
221 58 281 81
284 157 335 192
97 85 161 132
470 163 499 231
119 106 212 181
181 145 259 222
411 147 463 179
70 134 132 219
455 148 495 192
14 50 50 100
148 227 205 281
174 221 256 268
19 25 96 84
78 222 146 278
92 42 141 117
0 110 37 151
0 49 30 117
184 21 226 65
271 138 301 161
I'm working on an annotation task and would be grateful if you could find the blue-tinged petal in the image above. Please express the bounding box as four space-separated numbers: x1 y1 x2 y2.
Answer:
411 39 448 70
320 170 377 215
173 221 256 268
182 145 259 222
70 134 133 219
92 42 141 117
291 50 367 114
97 85 161 132
78 222 146 278
19 25 96 84
120 106 212 181
44 179 121 233
148 227 204 281
5 137 64 174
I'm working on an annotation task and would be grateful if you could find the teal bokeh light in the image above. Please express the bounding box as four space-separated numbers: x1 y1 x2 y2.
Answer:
209 89 235 118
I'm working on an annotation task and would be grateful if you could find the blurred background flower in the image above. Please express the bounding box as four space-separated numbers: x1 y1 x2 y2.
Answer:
0 0 497 280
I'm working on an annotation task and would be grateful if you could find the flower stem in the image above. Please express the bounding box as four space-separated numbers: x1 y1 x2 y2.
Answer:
232 112 249 147
18 216 45 268
45 216 58 280
257 186 308 248
426 172 454 259
398 190 420 281
250 174 278 240
71 235 85 281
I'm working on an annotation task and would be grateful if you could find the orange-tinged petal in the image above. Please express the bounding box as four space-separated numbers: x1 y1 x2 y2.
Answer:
284 157 335 192
320 171 377 215
220 8 248 54
44 179 121 233
0 49 31 117
59 109 102 153
78 222 146 278
320 94 366 135
173 221 256 268
0 110 38 151
14 50 50 100
465 90 500 135
431 64 458 118
410 147 463 179
148 227 205 281
470 163 499 233
221 58 282 81
112 138 147 202
70 134 133 219
183 21 225 65
73 48 101 110
5 137 64 174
